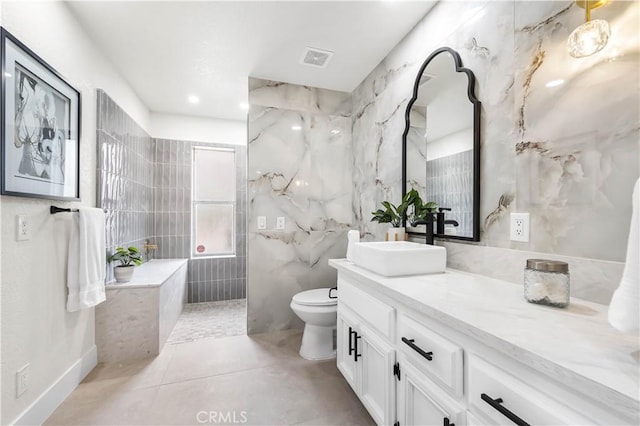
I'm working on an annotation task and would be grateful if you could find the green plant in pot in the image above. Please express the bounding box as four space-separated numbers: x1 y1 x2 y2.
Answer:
108 246 143 283
371 191 416 241
371 190 438 241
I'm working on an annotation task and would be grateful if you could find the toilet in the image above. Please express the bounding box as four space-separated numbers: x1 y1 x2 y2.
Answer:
290 288 338 360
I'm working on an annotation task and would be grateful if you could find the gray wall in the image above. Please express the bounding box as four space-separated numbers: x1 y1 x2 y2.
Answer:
97 91 247 301
154 138 247 303
425 150 473 237
97 89 155 283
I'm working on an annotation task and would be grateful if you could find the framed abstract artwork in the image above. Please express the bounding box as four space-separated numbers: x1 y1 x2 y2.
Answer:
1 27 81 200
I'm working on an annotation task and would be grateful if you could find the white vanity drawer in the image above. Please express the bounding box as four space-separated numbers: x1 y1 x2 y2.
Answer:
468 354 590 425
397 313 463 397
338 277 394 340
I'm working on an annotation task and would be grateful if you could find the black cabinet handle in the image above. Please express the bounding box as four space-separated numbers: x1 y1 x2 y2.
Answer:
354 333 362 362
481 393 530 426
348 327 354 356
402 337 433 361
443 417 454 426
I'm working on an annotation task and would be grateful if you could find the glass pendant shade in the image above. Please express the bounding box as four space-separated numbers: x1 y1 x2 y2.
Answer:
568 19 611 58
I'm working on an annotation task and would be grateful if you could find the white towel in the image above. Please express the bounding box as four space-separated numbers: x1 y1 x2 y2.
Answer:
608 178 640 332
67 207 106 312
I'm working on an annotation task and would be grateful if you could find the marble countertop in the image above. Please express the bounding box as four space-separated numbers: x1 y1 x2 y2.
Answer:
106 258 188 289
329 259 639 418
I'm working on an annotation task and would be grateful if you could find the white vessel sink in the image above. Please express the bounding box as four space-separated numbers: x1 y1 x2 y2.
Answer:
349 241 446 277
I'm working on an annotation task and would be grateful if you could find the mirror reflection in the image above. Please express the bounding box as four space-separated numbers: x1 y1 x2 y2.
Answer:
403 47 480 241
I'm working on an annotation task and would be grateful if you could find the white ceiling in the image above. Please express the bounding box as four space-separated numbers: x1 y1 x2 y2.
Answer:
66 1 436 121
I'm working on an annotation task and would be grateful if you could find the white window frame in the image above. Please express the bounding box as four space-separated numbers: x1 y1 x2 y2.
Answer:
191 146 236 259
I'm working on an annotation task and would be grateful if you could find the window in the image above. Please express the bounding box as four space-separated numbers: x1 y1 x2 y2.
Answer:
192 147 236 257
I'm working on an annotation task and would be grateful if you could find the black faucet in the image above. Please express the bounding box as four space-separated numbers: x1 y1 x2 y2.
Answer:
436 207 459 234
411 213 437 245
412 208 459 245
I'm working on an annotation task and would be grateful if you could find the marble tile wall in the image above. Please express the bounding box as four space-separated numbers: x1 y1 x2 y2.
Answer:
97 90 155 283
247 78 352 334
152 139 247 303
97 91 247 299
351 1 639 303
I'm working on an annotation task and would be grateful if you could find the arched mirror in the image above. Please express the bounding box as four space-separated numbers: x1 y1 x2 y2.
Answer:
402 47 481 241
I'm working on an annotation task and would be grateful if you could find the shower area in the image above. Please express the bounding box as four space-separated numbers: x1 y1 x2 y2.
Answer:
97 89 247 344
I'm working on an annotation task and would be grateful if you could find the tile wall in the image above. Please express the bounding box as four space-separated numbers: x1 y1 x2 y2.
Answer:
96 89 155 283
351 1 638 303
97 90 247 301
247 79 353 334
425 150 474 237
153 139 247 303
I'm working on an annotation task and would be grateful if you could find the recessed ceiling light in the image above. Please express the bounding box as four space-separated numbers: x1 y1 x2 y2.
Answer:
291 125 302 131
239 102 249 110
188 95 200 104
545 79 565 88
330 129 341 135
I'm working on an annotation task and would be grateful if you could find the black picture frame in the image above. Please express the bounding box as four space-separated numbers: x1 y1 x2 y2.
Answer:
1 27 81 201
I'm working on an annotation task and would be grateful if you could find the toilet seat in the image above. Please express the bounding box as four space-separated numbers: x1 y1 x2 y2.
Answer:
292 288 337 307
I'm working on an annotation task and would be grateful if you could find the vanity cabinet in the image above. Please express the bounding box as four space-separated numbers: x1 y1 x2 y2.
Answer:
336 304 396 426
338 277 462 426
336 308 358 391
332 261 638 426
397 313 463 398
397 356 465 426
467 355 590 425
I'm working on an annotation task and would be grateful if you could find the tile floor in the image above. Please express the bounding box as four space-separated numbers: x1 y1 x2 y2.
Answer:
45 329 374 425
167 299 247 344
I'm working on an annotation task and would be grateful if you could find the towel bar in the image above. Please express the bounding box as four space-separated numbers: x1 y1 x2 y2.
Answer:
50 206 79 214
50 206 106 214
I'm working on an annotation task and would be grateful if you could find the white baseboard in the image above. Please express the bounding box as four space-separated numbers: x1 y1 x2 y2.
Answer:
11 345 97 426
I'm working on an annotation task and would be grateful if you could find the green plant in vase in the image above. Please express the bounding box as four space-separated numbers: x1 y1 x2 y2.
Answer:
371 191 418 240
108 246 143 283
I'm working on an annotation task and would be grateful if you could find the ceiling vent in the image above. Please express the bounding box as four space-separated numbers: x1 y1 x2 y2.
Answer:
300 47 334 68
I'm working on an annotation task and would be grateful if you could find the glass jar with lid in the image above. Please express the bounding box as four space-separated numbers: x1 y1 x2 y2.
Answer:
524 259 570 308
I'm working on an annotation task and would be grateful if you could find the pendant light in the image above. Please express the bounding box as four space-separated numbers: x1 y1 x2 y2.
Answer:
567 0 610 58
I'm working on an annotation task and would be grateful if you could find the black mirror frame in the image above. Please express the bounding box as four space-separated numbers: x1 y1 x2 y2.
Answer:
401 46 481 242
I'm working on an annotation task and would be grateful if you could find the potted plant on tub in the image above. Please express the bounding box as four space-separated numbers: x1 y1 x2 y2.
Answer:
108 246 143 283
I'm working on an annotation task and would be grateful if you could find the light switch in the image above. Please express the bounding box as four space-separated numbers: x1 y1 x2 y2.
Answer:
276 217 285 230
257 216 267 230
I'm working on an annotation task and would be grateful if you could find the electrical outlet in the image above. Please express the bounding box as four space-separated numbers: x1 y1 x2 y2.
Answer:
276 217 285 230
16 364 29 397
510 213 530 242
257 216 267 230
16 215 29 241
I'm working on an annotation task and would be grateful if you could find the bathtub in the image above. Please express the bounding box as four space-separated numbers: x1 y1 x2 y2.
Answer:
96 259 188 362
